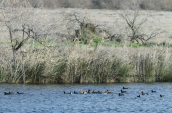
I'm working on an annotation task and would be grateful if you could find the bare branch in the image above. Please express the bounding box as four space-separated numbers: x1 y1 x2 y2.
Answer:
120 9 155 45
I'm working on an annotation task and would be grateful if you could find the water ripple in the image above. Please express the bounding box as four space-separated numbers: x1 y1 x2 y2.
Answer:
0 83 172 112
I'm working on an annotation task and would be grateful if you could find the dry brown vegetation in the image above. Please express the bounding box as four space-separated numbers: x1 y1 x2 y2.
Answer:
1 0 172 11
0 1 172 83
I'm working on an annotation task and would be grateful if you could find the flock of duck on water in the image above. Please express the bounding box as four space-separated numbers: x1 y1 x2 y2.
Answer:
64 87 165 97
4 92 24 95
4 87 165 97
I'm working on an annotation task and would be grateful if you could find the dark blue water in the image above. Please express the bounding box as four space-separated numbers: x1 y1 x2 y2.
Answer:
0 83 172 113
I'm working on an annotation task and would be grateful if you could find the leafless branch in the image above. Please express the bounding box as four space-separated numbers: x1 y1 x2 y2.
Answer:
120 10 156 44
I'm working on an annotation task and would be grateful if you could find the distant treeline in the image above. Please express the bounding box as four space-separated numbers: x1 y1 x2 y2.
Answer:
1 0 172 11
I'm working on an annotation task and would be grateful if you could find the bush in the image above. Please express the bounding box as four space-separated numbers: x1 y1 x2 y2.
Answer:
75 22 99 44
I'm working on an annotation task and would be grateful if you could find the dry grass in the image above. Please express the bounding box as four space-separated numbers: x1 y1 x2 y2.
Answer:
3 0 172 11
1 8 172 44
1 42 172 83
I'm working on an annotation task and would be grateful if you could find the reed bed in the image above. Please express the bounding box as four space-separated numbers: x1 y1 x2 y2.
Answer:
0 43 172 83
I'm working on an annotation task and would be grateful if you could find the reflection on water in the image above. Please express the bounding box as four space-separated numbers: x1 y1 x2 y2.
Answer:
0 83 172 113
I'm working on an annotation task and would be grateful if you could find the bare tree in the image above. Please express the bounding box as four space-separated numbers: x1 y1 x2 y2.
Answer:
120 9 156 45
2 9 37 62
1 5 60 60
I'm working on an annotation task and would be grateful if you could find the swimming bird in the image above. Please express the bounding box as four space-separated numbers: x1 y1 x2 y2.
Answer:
9 92 14 94
106 90 113 94
83 91 87 94
98 91 108 94
160 94 164 97
119 93 124 96
88 89 92 94
137 95 140 97
92 90 98 93
74 91 78 94
64 91 72 94
17 92 24 94
80 90 87 94
123 87 128 89
80 90 83 94
151 90 156 93
121 90 127 93
141 91 148 95
4 92 11 95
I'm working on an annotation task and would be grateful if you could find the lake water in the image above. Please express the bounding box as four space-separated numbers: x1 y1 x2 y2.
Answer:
0 83 172 113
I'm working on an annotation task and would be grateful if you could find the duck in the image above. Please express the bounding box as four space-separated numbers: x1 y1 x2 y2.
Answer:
80 90 83 94
119 93 124 96
123 87 128 89
9 92 14 94
83 91 87 94
8 92 14 94
88 89 91 93
64 91 72 94
141 91 148 95
137 95 140 97
121 90 127 93
74 91 78 94
98 91 108 94
160 94 164 97
92 90 98 93
151 90 156 93
80 90 87 94
17 92 24 94
106 90 113 94
4 92 11 95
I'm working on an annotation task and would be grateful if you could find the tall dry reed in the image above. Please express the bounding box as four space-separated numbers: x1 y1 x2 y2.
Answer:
1 42 172 83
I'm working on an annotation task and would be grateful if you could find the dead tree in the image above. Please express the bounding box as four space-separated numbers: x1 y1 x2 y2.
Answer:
1 7 55 63
4 23 35 62
120 10 156 45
